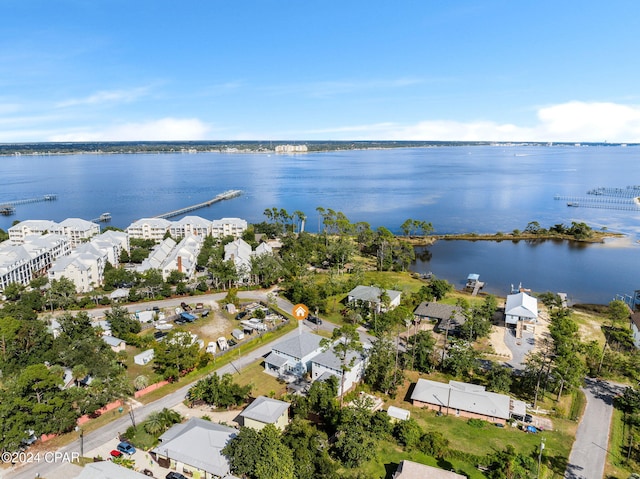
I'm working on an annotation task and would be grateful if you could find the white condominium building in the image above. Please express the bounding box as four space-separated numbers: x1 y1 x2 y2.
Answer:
54 218 101 247
211 217 247 238
0 233 70 292
126 218 172 241
169 215 212 238
8 220 58 244
8 218 100 248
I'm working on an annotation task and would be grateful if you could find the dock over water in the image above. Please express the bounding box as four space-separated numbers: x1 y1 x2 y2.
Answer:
0 194 57 215
154 190 242 219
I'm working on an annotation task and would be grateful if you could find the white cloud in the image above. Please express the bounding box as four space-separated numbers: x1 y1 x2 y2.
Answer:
48 118 211 141
306 101 640 142
56 86 152 108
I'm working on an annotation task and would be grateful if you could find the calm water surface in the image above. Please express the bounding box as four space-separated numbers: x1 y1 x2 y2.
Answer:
1 146 638 303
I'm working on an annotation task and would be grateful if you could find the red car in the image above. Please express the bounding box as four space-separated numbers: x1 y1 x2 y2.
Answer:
110 449 123 458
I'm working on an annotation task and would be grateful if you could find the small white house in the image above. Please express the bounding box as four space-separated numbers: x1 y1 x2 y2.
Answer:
504 291 538 331
134 349 155 365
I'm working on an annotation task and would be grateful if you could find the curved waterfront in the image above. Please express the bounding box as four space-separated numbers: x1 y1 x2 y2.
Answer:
1 145 639 303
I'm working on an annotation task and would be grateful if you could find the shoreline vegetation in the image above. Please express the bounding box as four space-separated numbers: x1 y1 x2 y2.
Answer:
403 229 624 245
0 140 635 156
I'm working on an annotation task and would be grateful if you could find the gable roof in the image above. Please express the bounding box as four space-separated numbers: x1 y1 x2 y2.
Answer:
347 285 401 304
102 335 125 347
411 378 510 420
152 418 237 477
414 302 466 326
272 332 323 359
311 348 365 372
393 460 467 479
505 292 538 319
239 396 290 424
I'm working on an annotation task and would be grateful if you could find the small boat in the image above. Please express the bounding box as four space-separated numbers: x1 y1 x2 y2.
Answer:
567 202 579 207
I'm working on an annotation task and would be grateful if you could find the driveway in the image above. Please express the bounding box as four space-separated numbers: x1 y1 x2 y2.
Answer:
6 291 374 479
564 378 623 479
502 327 535 371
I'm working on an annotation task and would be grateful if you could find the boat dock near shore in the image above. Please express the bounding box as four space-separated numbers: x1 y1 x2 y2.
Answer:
154 190 242 219
0 194 57 215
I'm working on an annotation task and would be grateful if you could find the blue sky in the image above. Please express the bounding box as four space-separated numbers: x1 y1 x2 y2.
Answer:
2 0 640 142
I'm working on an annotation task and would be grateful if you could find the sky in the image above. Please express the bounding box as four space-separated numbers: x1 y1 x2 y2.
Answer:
2 0 640 143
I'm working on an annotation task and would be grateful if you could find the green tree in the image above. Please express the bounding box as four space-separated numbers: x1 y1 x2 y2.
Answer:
486 362 513 394
105 306 141 338
48 277 77 310
393 418 423 450
406 330 438 373
364 335 400 395
321 324 363 407
443 339 477 377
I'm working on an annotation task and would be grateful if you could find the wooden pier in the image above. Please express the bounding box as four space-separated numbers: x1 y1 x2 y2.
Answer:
0 194 57 215
154 190 242 219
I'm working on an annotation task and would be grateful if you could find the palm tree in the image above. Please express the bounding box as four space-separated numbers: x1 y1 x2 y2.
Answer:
159 408 182 427
144 411 165 435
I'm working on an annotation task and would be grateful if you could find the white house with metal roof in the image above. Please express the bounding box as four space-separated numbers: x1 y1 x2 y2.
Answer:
239 396 290 431
504 291 538 330
264 332 324 376
411 379 511 425
310 348 367 395
347 285 401 313
151 417 237 478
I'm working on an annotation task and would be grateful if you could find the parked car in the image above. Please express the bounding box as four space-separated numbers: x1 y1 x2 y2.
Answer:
206 341 217 354
110 449 122 458
307 315 323 325
117 441 136 455
142 470 154 477
166 472 188 479
524 414 533 423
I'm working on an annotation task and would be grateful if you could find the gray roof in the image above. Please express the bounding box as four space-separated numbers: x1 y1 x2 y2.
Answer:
264 352 291 368
347 285 401 304
311 348 364 372
414 302 465 325
239 396 290 424
411 379 510 420
272 332 323 360
76 461 149 479
394 460 467 479
152 418 237 477
102 335 125 347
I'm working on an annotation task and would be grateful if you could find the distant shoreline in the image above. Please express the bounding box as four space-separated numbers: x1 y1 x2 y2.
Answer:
0 140 636 157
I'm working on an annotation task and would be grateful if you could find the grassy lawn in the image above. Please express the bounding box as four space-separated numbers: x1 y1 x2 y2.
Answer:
366 371 574 478
231 360 288 398
339 440 488 479
605 408 634 479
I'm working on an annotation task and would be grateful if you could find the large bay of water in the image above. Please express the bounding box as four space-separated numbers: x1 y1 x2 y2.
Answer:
1 145 638 304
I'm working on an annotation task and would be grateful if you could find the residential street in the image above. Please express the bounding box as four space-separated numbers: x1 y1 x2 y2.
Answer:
5 290 373 479
564 378 623 479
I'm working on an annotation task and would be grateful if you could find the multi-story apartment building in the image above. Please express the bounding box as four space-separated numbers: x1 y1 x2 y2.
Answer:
126 218 172 241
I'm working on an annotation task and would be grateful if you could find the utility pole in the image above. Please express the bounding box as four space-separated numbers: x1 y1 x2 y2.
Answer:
537 437 546 479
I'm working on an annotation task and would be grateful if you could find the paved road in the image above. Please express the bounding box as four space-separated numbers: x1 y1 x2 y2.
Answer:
6 290 373 479
565 378 623 479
